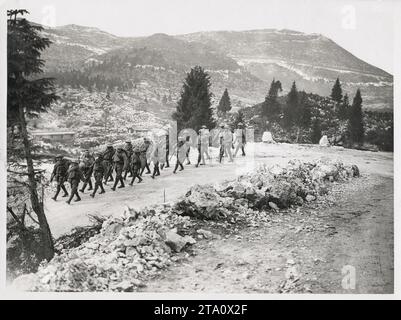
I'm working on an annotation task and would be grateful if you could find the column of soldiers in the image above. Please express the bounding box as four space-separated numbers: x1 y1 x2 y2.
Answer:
50 122 248 204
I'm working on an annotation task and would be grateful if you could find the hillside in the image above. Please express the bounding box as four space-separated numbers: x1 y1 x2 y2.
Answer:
39 25 393 111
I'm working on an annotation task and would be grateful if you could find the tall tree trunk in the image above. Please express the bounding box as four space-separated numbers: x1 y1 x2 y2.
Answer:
18 105 54 261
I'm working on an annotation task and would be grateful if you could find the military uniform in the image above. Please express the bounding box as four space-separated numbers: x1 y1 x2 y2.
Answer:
219 125 233 163
102 145 115 184
129 152 143 185
66 161 84 204
111 148 128 191
50 155 69 201
234 124 246 157
140 138 151 176
90 154 106 198
79 151 95 192
173 138 186 173
123 141 133 180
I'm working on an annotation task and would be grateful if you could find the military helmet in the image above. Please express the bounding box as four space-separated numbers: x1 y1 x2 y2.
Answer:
55 154 63 159
201 125 207 129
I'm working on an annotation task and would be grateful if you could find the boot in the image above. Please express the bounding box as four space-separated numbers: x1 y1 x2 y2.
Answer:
99 185 106 194
90 185 98 198
87 180 93 191
118 179 125 188
79 183 86 193
66 193 74 204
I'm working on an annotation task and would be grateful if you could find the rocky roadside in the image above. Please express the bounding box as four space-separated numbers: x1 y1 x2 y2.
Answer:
11 159 360 292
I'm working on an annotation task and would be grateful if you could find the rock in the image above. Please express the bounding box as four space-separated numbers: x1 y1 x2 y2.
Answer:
113 280 134 292
165 230 192 252
103 222 123 237
305 194 316 202
262 131 276 143
268 202 279 211
196 229 214 239
319 135 330 147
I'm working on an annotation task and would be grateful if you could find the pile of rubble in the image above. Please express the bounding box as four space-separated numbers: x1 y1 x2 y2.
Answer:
12 159 359 292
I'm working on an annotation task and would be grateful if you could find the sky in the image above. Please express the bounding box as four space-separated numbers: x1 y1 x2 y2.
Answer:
4 0 397 74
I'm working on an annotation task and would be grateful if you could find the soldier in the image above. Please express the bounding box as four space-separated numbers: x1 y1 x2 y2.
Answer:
79 150 94 193
102 144 115 184
201 125 211 160
90 153 106 198
111 146 128 191
66 160 84 204
150 141 161 179
50 155 69 201
219 124 233 163
123 141 133 180
140 138 152 176
233 122 246 157
195 126 209 167
129 151 143 185
184 136 191 165
173 137 186 173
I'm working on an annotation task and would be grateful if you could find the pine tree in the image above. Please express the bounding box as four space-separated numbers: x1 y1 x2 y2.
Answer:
338 93 349 120
262 79 282 120
296 92 311 128
7 9 58 261
283 81 298 128
172 66 215 131
348 89 364 144
331 77 343 103
217 88 231 114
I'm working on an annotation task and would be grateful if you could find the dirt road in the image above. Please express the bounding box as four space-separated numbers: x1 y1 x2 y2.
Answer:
45 143 393 239
44 142 393 293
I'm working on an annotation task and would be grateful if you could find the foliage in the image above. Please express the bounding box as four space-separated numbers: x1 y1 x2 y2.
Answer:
172 66 215 131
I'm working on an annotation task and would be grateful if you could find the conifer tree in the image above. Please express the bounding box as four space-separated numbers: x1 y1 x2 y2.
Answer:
348 89 364 144
173 66 215 131
331 77 343 103
7 9 58 261
311 118 322 144
217 88 231 114
283 81 298 128
338 93 349 120
262 79 282 120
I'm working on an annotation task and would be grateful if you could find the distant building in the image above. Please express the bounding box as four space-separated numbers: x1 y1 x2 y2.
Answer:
31 130 75 144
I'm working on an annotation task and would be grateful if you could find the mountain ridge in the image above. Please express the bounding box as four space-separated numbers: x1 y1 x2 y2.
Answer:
39 23 393 111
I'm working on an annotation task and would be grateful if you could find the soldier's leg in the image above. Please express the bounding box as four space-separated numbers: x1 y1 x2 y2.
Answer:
242 145 246 156
117 166 125 188
179 161 184 171
196 150 201 167
165 152 170 168
74 182 81 201
52 184 61 201
145 162 151 174
227 145 233 161
136 168 143 182
234 143 240 157
66 182 75 204
173 161 179 173
61 182 69 197
80 180 87 193
88 178 93 190
90 183 99 198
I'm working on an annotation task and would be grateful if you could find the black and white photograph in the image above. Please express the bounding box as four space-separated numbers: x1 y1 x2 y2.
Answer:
1 0 399 300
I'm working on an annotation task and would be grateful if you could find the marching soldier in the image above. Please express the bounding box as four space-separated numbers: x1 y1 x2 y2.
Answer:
140 137 152 176
150 141 161 179
123 141 133 180
219 124 233 163
129 151 143 185
196 125 209 167
111 146 128 191
50 154 69 201
173 137 186 173
79 150 94 193
66 159 84 204
234 122 246 157
90 153 106 198
102 144 115 184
